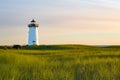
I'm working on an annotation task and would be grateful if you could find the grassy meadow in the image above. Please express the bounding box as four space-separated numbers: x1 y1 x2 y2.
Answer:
0 45 120 80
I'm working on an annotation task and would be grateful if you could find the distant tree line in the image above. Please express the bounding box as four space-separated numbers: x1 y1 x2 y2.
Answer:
0 44 38 50
0 45 23 50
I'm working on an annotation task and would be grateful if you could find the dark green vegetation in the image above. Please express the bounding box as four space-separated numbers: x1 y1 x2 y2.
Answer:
0 45 120 80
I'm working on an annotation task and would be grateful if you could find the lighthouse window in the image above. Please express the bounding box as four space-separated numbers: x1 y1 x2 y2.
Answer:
33 41 36 42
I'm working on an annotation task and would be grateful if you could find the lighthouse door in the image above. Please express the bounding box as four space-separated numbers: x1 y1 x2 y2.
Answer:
32 41 36 45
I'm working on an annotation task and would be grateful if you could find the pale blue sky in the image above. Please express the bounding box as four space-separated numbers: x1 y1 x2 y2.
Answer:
1 0 120 45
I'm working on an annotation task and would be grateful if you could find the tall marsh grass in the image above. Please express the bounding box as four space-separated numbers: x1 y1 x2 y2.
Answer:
0 45 120 80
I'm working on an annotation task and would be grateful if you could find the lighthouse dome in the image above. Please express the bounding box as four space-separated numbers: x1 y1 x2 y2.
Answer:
28 19 39 27
31 19 36 22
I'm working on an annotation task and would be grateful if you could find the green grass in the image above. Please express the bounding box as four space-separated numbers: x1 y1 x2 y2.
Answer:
0 45 120 80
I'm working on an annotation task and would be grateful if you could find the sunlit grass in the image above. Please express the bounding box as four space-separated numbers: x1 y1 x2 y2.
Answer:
0 45 120 80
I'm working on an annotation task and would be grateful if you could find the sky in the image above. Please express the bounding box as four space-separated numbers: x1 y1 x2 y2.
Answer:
1 0 120 45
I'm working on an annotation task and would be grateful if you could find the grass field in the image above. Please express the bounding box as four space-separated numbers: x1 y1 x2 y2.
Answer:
0 45 120 80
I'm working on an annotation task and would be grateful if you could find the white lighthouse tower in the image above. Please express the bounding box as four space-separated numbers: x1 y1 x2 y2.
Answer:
28 19 39 45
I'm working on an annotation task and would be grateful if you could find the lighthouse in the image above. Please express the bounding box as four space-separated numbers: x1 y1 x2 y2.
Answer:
28 19 39 45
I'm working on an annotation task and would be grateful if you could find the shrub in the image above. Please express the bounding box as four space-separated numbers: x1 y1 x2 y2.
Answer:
13 45 22 49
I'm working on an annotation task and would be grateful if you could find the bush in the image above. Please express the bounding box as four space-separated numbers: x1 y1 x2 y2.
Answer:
13 45 22 49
